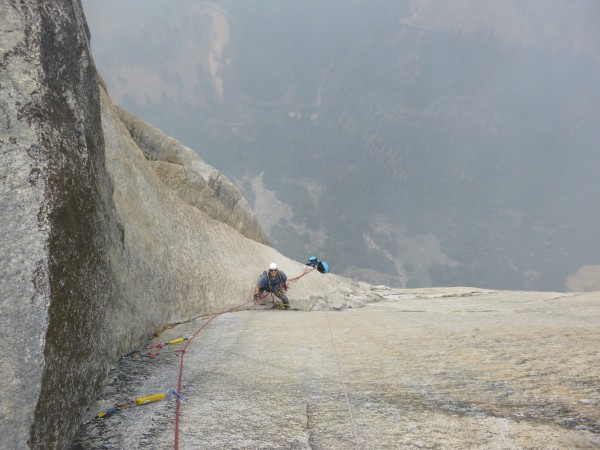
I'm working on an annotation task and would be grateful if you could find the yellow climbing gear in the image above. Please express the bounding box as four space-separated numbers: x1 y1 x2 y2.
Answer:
136 393 166 405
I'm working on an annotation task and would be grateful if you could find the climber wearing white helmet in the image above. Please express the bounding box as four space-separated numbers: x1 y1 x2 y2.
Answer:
254 262 289 309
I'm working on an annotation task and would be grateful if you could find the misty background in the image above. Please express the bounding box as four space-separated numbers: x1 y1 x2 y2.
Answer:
81 0 600 292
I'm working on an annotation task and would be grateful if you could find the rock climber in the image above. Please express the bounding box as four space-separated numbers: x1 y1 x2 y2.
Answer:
255 262 290 309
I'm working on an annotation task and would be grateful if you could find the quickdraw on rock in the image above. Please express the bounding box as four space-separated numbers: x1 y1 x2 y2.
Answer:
146 336 191 350
136 389 183 405
130 352 161 359
88 389 183 424
127 336 192 359
95 401 132 420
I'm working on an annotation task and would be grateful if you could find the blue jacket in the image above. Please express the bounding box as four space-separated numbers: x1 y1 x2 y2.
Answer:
258 270 287 292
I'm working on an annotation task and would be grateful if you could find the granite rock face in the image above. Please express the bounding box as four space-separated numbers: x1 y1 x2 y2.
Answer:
113 104 270 246
73 288 600 449
1 2 371 448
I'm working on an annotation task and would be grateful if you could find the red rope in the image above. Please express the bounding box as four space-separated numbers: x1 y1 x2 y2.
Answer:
174 299 253 450
174 266 315 448
288 266 315 282
255 291 274 305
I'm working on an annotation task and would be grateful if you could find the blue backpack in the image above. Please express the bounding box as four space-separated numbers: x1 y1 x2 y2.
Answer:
317 261 330 273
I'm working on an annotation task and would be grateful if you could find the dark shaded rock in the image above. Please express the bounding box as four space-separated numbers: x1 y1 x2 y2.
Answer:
1 1 120 448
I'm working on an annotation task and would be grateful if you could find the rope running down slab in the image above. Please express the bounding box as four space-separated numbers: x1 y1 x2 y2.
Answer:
326 313 361 449
174 266 316 448
174 299 253 450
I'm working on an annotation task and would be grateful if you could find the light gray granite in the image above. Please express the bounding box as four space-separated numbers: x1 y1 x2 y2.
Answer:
74 288 600 449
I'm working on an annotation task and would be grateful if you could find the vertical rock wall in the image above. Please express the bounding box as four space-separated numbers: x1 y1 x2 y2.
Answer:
1 1 50 447
0 1 124 447
0 1 122 448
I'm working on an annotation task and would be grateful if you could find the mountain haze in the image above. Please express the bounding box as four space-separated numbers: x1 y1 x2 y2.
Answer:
82 0 600 292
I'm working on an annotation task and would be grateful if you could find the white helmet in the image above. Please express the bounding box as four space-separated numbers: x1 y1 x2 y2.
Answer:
269 262 277 270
